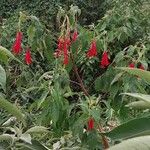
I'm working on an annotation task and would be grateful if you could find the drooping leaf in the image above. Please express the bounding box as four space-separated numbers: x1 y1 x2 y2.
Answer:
126 101 150 109
18 140 50 150
25 126 49 134
108 136 150 150
104 117 150 140
0 96 26 126
122 93 150 103
37 90 49 109
0 134 16 142
0 46 22 64
0 65 6 91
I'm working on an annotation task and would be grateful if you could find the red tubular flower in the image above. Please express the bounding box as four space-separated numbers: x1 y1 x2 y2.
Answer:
63 41 69 65
57 38 64 50
100 51 110 68
129 63 135 68
86 41 97 58
72 30 78 42
12 31 23 54
87 117 94 131
25 49 32 65
139 64 145 70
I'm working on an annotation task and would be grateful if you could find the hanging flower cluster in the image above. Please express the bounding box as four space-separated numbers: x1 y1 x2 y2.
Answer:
54 30 78 66
86 41 97 58
12 31 32 65
12 32 23 54
100 51 110 68
86 40 110 68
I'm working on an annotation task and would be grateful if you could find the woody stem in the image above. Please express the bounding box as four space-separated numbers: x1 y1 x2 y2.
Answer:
70 53 109 149
98 125 109 149
70 53 89 97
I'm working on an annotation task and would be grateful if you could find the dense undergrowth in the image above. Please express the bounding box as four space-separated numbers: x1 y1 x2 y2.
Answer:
0 0 150 149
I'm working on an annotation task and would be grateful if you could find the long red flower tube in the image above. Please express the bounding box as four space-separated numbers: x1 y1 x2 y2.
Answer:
25 49 32 65
100 51 110 68
87 117 94 131
12 31 23 54
86 41 97 58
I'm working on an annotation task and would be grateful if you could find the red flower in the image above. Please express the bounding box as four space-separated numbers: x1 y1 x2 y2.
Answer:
129 63 135 68
86 41 97 58
100 51 110 68
57 38 64 50
12 31 23 54
25 49 32 65
87 117 94 131
139 64 145 70
72 30 78 42
54 37 70 65
63 41 69 65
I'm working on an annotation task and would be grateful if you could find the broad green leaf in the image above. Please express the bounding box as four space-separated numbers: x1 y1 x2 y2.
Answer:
18 140 50 150
117 67 150 84
20 134 32 144
108 136 150 150
25 126 49 134
0 134 16 142
37 90 49 109
27 25 36 44
104 117 150 140
0 96 26 126
126 101 150 109
122 93 150 103
111 72 123 85
0 46 22 64
0 65 6 91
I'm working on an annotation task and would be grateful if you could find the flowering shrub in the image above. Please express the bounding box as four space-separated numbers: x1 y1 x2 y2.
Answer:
0 1 150 150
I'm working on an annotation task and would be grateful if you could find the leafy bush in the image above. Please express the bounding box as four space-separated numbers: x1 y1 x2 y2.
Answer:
0 0 150 149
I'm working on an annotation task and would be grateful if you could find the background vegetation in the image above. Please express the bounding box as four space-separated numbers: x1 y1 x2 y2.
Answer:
0 0 150 149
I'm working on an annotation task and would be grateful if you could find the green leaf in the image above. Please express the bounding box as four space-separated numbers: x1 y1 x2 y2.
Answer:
0 134 16 142
111 72 123 85
0 46 22 64
117 67 150 84
108 136 150 150
0 96 26 126
18 140 50 150
104 117 150 140
126 101 150 109
20 133 32 144
37 90 49 109
25 126 49 134
27 25 36 44
0 65 6 91
122 93 150 103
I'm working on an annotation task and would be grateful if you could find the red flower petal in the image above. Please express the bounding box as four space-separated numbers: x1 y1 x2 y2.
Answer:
72 30 78 42
87 117 94 131
63 41 69 65
12 32 23 54
86 41 97 58
129 63 135 68
25 49 32 65
100 51 110 68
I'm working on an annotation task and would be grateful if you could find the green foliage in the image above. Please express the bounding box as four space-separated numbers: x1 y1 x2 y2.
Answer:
0 0 150 149
108 136 150 150
0 95 25 125
105 117 150 140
